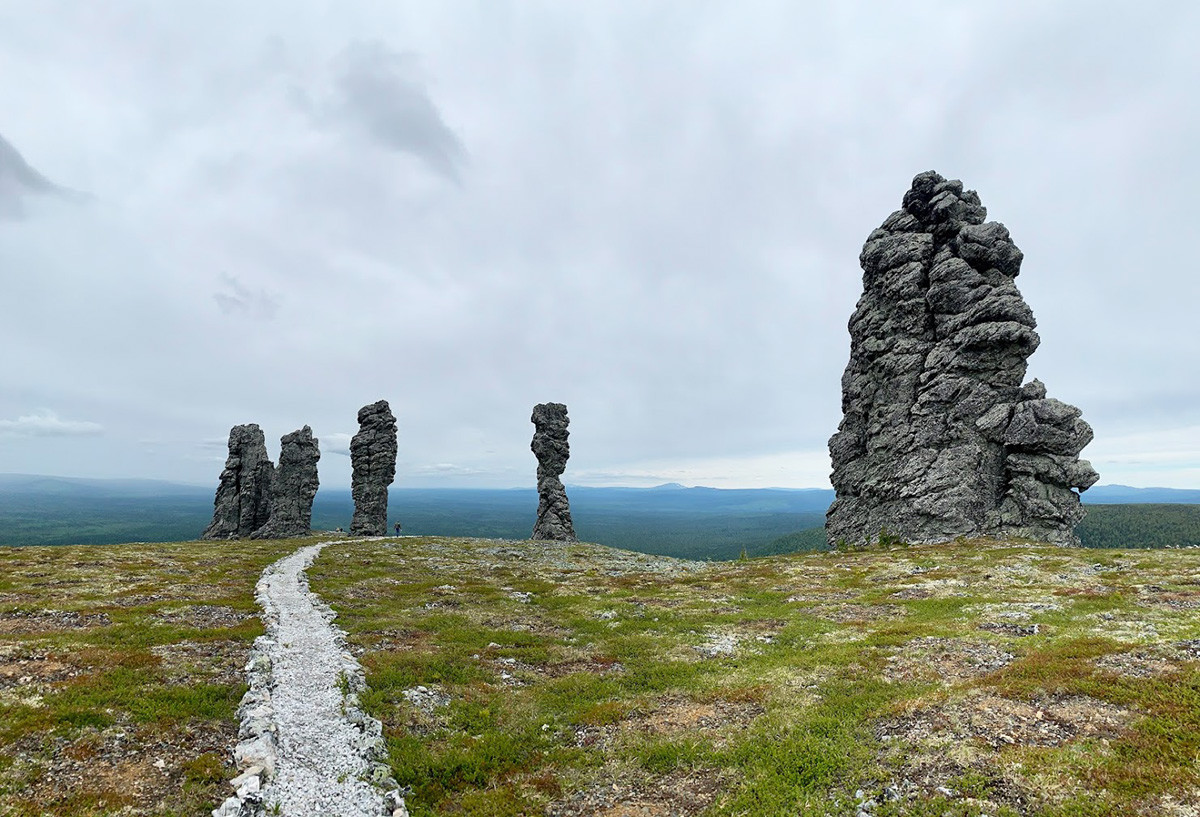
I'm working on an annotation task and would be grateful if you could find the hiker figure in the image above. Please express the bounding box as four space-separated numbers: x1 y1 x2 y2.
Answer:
394 521 402 536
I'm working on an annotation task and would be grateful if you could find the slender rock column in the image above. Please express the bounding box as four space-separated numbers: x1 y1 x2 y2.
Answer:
350 400 397 536
531 402 576 541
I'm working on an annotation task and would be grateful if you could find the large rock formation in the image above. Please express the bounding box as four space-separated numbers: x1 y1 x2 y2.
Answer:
531 402 576 541
251 426 321 539
350 400 397 536
202 424 275 539
827 171 1098 547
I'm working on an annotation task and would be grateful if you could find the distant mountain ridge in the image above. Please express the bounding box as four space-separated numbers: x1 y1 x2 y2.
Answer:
1 474 1196 551
1080 485 1200 504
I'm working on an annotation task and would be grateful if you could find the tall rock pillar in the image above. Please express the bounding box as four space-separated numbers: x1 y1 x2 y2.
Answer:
531 402 576 541
350 400 397 536
202 424 275 539
252 426 320 539
826 171 1098 547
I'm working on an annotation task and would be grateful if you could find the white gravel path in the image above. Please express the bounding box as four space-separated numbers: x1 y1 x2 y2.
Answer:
214 541 398 817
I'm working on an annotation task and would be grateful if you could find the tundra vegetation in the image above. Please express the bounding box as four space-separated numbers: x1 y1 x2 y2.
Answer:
5 533 1200 815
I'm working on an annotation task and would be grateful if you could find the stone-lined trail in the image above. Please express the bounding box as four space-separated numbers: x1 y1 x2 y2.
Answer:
213 541 399 817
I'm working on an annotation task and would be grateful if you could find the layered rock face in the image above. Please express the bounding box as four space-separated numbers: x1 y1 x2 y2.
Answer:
531 402 576 541
251 426 321 539
350 400 397 536
202 424 275 539
827 171 1098 547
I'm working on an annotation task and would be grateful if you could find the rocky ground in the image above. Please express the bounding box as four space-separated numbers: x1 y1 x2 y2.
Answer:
4 535 1200 815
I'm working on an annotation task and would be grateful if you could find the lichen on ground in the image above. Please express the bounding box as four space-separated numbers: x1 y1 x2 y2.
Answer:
5 534 1200 816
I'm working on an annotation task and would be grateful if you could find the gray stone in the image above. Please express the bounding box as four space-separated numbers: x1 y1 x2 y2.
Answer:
530 402 576 541
202 424 274 539
252 426 321 539
827 171 1097 548
350 401 397 536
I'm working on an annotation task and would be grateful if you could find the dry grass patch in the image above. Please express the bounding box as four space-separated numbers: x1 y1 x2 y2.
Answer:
0 537 298 816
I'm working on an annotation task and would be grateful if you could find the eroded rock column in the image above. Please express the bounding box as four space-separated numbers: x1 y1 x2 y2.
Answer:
826 171 1098 547
202 424 274 539
349 400 397 536
252 426 320 539
531 402 576 541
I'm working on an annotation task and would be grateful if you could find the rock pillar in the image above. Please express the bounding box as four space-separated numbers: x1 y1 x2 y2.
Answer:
350 400 397 536
827 171 1097 547
531 402 576 541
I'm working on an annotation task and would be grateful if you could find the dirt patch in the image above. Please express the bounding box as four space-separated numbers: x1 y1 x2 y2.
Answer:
0 654 84 688
785 590 857 603
1152 790 1200 817
1094 648 1180 679
546 768 729 817
629 695 764 748
544 657 626 678
1138 586 1200 611
149 639 248 686
978 621 1042 637
880 690 1132 749
884 637 1015 684
890 587 934 599
7 722 237 815
872 690 1133 813
0 609 112 634
812 603 906 624
151 604 251 629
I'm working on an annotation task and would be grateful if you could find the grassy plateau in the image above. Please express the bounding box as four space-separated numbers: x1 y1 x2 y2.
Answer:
4 533 1200 815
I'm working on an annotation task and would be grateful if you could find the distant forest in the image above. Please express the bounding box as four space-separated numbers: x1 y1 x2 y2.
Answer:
0 476 1196 557
1076 504 1200 549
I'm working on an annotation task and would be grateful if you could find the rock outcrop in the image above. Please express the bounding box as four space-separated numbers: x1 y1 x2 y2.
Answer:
203 424 275 540
251 426 321 539
350 400 397 536
531 402 576 541
827 171 1098 547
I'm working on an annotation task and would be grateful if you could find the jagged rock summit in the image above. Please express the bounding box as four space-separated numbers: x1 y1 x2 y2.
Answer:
531 402 576 541
202 424 274 540
251 426 321 539
827 171 1098 547
350 400 397 536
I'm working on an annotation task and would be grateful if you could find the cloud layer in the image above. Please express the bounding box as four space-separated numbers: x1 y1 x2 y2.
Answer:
0 411 103 437
1 2 1197 488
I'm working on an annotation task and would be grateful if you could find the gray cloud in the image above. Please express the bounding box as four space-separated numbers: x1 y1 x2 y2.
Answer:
323 433 353 457
322 40 467 182
0 3 1197 489
0 411 103 437
0 131 67 218
213 273 280 319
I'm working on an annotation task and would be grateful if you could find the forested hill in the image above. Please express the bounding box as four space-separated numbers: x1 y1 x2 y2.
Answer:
0 477 828 558
1 475 1197 555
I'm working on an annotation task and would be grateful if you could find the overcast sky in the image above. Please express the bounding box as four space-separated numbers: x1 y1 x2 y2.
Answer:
2 1 1198 491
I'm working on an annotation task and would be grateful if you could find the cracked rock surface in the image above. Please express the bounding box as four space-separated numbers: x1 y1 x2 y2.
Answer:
350 401 398 536
252 426 320 540
531 402 576 541
827 171 1097 547
203 424 275 540
212 542 397 817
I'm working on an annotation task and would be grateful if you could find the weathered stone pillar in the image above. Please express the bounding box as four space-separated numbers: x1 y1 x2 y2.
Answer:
202 424 274 539
252 426 320 539
350 401 397 536
827 171 1097 547
531 402 576 541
